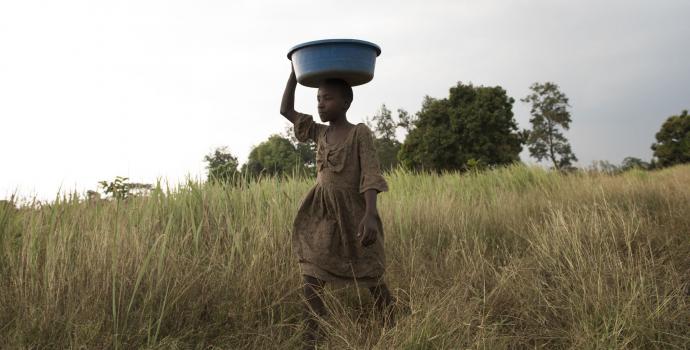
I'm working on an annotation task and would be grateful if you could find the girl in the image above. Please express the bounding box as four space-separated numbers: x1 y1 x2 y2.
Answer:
280 66 394 347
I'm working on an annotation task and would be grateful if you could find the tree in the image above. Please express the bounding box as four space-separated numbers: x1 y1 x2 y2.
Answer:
369 104 397 140
620 157 650 171
398 82 524 172
651 110 690 168
242 134 308 178
204 147 240 183
396 108 416 134
521 82 577 170
364 104 408 172
98 176 152 199
98 177 131 199
283 124 316 176
588 160 620 175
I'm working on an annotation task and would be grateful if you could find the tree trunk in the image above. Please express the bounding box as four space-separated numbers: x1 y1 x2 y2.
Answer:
547 118 559 170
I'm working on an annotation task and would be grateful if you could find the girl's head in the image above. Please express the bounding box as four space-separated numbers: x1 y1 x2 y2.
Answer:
317 79 353 122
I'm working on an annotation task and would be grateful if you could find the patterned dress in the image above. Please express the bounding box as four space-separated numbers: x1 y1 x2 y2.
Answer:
292 112 389 287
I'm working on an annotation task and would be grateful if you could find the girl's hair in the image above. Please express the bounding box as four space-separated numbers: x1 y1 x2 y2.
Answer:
321 78 354 104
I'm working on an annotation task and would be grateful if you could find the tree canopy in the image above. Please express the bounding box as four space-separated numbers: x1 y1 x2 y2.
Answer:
283 124 316 176
398 82 523 172
204 147 240 184
651 110 690 167
365 104 409 172
621 157 650 171
242 134 309 178
521 82 577 170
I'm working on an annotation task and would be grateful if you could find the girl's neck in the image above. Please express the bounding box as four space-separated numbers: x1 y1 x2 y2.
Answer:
329 115 351 128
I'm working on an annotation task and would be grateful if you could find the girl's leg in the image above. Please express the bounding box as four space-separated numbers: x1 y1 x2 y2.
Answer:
368 283 395 326
302 275 327 347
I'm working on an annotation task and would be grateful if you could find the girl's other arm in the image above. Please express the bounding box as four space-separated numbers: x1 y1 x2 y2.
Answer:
363 189 379 217
280 66 298 124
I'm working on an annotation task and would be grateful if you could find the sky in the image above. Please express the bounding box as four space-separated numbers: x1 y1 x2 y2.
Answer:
1 0 689 201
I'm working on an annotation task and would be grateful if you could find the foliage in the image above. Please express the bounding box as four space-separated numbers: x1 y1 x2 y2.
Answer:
99 176 130 199
204 147 240 184
2 165 689 348
97 176 153 200
621 156 650 171
651 109 690 168
398 82 524 172
368 104 397 141
396 108 416 134
587 160 620 175
242 134 309 178
521 82 578 170
374 138 402 172
364 104 411 172
283 124 317 176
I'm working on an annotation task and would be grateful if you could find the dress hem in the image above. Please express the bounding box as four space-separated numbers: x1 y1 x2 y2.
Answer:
299 262 386 288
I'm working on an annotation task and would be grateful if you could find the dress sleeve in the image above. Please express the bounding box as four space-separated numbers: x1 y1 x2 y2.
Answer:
357 125 389 194
293 112 326 143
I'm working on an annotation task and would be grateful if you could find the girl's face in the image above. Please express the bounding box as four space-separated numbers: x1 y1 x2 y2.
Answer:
317 85 349 122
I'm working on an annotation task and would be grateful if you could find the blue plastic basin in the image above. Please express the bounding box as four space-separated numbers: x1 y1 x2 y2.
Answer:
287 39 382 88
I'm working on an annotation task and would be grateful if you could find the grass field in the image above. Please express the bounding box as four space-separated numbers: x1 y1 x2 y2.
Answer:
1 165 689 349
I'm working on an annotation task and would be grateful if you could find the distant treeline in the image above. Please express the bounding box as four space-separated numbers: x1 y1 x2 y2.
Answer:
204 81 688 185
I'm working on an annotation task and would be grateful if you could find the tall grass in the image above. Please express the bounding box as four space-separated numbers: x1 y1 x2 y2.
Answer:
0 165 688 349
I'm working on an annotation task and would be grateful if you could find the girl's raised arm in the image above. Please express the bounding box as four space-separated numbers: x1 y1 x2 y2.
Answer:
280 66 299 124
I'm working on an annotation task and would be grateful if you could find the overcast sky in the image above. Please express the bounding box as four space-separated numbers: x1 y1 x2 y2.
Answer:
2 0 689 201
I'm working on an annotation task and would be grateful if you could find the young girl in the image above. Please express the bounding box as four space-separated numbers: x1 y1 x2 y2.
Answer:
280 66 394 346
